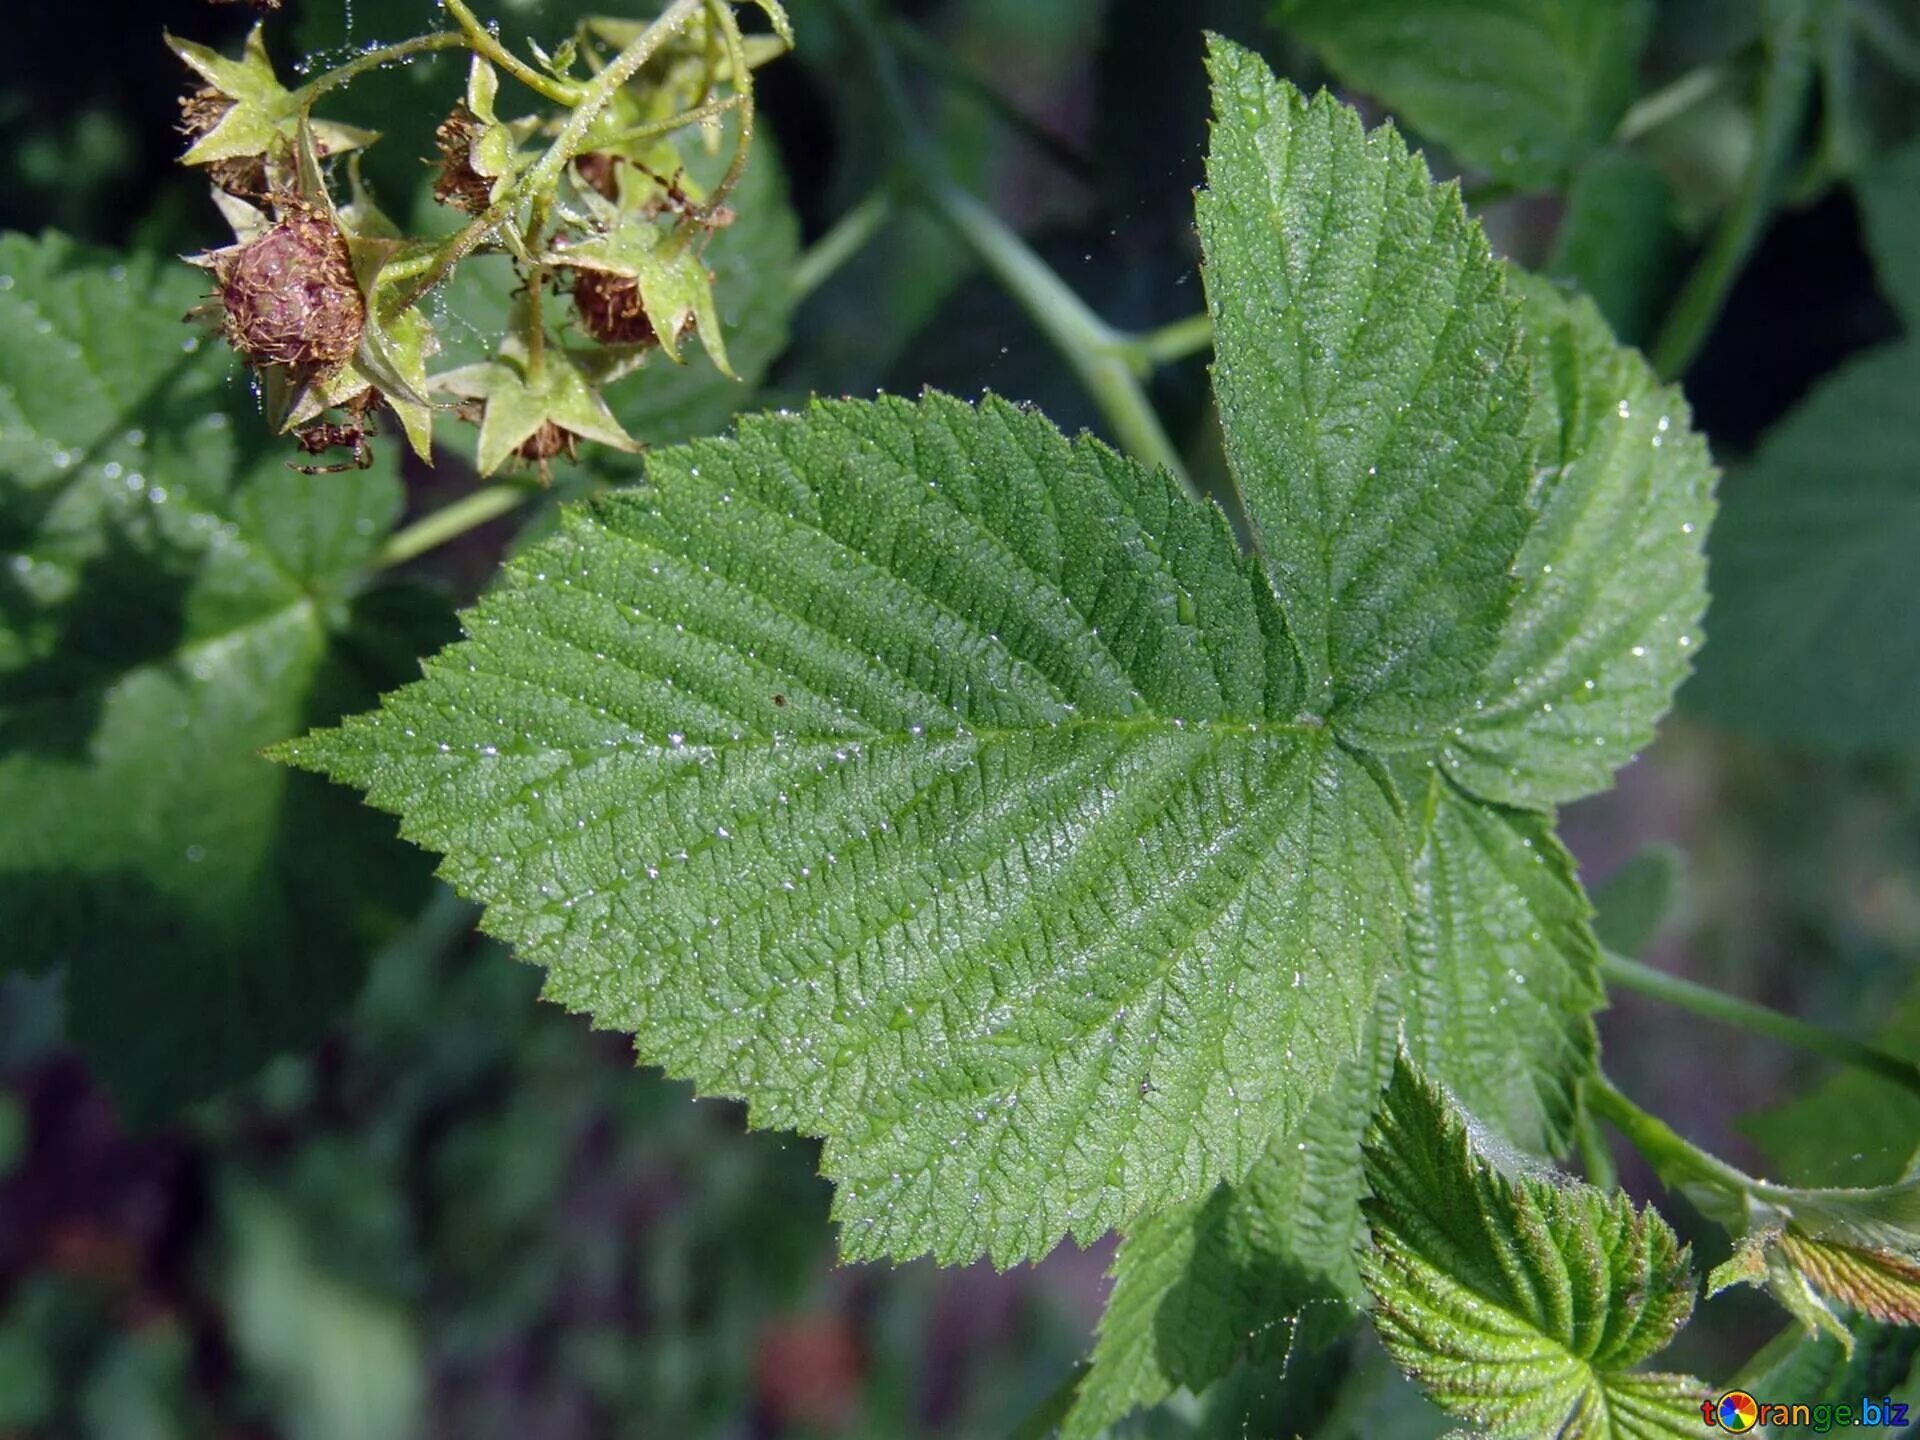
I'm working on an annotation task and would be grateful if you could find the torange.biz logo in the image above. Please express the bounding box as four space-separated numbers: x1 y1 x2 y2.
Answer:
1703 1389 1911 1431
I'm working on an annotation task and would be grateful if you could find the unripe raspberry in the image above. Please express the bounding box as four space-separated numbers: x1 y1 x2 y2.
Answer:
515 420 580 466
178 85 268 198
572 269 660 347
213 210 364 371
433 104 493 216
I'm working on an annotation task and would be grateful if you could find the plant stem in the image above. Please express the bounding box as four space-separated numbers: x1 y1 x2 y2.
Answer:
1650 1 1816 378
443 0 585 105
829 0 1191 489
1574 1086 1620 1191
791 189 895 301
933 182 1190 488
1614 64 1728 144
1126 311 1213 368
377 482 541 568
291 31 469 107
1600 949 1920 1100
1587 1074 1762 1197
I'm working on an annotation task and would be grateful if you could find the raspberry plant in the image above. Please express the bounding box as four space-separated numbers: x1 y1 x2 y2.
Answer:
4 1 1919 1434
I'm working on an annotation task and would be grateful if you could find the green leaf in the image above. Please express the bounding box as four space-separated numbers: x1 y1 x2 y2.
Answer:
280 391 1414 1264
0 231 442 1119
1361 1056 1710 1438
1590 844 1684 960
1685 342 1920 751
1062 1003 1395 1439
1736 1313 1920 1439
1400 764 1603 1154
1857 137 1920 330
1197 39 1535 751
1547 148 1683 348
1442 276 1713 809
1273 0 1653 187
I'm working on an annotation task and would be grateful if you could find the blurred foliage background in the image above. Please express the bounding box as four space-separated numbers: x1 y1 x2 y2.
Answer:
1 0 1918 1435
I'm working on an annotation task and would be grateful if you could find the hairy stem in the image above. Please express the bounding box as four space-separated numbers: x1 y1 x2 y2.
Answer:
1600 949 1920 1100
291 31 469 107
791 189 894 300
443 0 586 105
1614 64 1728 144
1651 1 1815 378
377 482 543 568
1586 1074 1761 1197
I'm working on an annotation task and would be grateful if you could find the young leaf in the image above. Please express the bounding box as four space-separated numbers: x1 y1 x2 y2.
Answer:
1590 844 1685 960
1361 1055 1710 1438
1062 1003 1395 1439
280 392 1413 1264
1686 342 1920 751
1441 276 1714 811
1400 764 1603 1154
0 232 443 1119
1273 0 1653 188
1198 37 1535 751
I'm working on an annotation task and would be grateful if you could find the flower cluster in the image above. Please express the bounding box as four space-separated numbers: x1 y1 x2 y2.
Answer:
171 3 787 478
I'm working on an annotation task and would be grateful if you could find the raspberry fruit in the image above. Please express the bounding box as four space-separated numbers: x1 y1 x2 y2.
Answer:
213 209 365 371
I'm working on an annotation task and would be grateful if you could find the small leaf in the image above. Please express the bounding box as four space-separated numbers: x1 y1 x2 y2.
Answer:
280 392 1413 1265
1361 1055 1710 1438
1590 844 1685 959
1777 1231 1920 1327
1273 0 1653 187
1198 38 1535 750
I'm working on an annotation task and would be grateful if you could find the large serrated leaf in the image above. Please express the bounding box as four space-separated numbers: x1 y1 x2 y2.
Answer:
1361 1056 1710 1438
281 392 1413 1264
1443 276 1714 809
1198 39 1534 751
1274 0 1652 188
0 231 444 1119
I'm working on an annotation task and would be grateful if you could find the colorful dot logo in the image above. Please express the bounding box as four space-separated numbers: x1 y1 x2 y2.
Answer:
1716 1390 1760 1432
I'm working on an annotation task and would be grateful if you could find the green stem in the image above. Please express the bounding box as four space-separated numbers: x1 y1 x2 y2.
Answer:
933 182 1190 488
596 93 744 151
829 0 1190 489
791 189 894 301
703 0 757 207
291 30 469 107
442 0 584 105
377 482 541 568
1599 950 1920 1100
1650 1 1816 378
1587 1074 1762 1197
1614 64 1728 144
1574 1085 1620 1191
1126 311 1213 368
